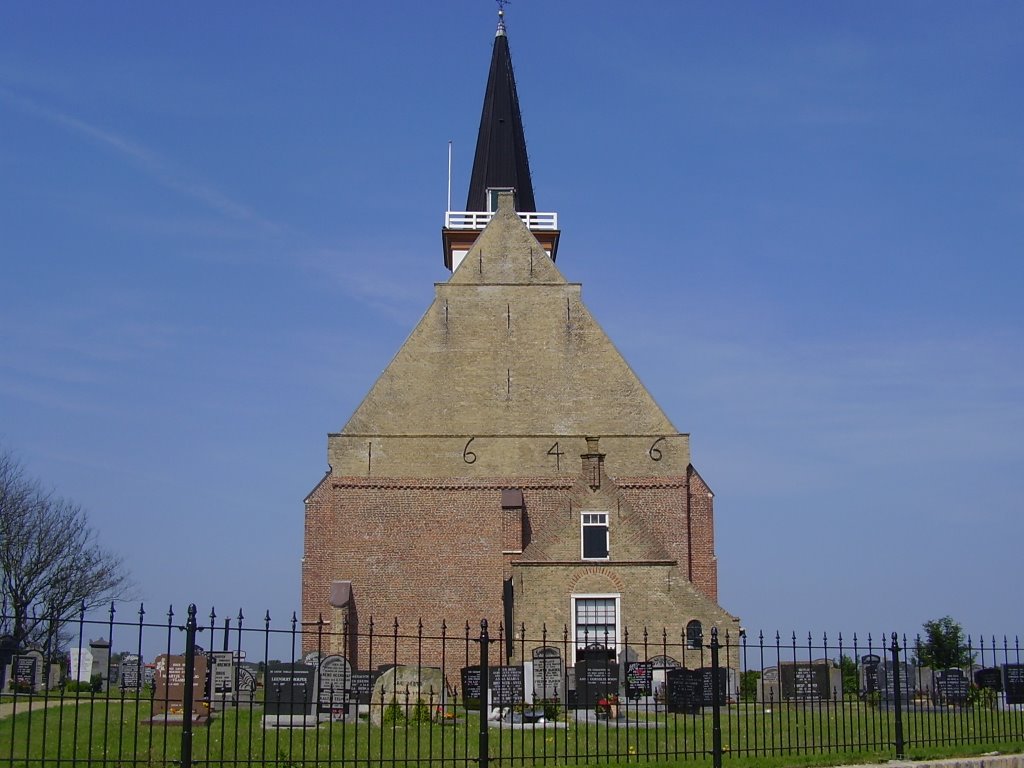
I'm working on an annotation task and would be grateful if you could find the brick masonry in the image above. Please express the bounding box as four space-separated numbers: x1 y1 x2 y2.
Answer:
302 195 738 666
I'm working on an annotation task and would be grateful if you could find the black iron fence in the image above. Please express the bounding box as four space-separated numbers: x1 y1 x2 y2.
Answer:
1 603 1022 767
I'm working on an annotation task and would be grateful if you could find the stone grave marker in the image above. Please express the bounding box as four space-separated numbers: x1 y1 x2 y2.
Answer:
89 640 111 692
317 654 351 714
236 667 257 700
369 665 444 726
879 661 915 704
531 646 563 701
119 654 143 692
349 670 377 705
1004 664 1024 705
69 647 94 685
210 651 235 698
665 667 703 714
9 649 44 693
780 660 831 702
625 661 653 699
575 648 618 710
934 669 969 705
150 654 209 723
974 667 1002 692
760 666 780 703
460 665 482 708
860 654 882 694
490 666 525 707
264 662 317 719
0 635 16 690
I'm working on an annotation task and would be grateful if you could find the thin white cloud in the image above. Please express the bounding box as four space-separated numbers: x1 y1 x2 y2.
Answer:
0 86 279 232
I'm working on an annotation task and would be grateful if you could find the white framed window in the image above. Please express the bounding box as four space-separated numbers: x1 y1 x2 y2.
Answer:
487 187 515 212
581 512 609 560
571 594 620 663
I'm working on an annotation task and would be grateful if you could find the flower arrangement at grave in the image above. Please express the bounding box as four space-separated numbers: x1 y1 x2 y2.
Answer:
595 694 619 718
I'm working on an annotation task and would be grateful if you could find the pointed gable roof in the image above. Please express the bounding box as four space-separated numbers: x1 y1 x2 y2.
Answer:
466 13 536 213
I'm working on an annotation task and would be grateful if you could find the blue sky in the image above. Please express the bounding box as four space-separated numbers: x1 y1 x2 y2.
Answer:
1 1 1021 645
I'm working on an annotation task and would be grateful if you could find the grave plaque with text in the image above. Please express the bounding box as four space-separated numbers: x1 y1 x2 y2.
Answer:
349 671 376 705
11 652 42 693
264 663 316 717
780 662 830 702
666 668 703 714
625 661 653 699
974 667 1002 692
152 654 209 720
1004 664 1024 705
575 650 618 710
934 669 969 704
211 651 235 696
861 654 882 694
491 666 525 706
318 655 352 710
532 647 563 700
460 665 482 708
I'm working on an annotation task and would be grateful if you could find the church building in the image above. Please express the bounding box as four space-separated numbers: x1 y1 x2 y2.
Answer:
302 11 738 668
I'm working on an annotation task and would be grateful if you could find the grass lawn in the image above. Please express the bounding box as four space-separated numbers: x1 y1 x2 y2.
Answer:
1 694 1022 767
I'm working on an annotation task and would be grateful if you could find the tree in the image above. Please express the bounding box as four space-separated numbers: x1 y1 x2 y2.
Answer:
837 655 859 695
915 616 974 669
0 447 131 649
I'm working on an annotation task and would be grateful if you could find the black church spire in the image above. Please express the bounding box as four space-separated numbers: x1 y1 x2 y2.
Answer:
465 9 536 213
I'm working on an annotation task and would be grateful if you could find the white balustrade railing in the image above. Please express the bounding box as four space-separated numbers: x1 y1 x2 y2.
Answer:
445 210 558 231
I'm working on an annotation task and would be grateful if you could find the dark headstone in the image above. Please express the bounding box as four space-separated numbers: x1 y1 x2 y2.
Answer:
531 647 563 700
1004 664 1024 705
348 670 376 705
575 648 617 709
264 663 316 717
0 636 16 690
666 668 703 714
780 662 830 702
625 661 653 699
490 666 525 707
879 661 915 702
460 665 482 708
10 651 42 693
861 654 882 694
974 667 1002 692
649 655 680 669
934 669 969 705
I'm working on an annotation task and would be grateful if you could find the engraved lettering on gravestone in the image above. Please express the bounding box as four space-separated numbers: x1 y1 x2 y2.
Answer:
974 667 1002 691
665 667 703 714
211 651 235 695
11 651 41 692
317 655 351 708
625 661 653 698
152 654 208 719
69 647 94 683
348 670 376 704
531 647 563 700
460 665 482 707
490 666 525 706
264 662 316 717
879 661 914 701
1004 664 1024 705
860 654 881 693
780 661 830 702
935 668 969 704
649 655 680 669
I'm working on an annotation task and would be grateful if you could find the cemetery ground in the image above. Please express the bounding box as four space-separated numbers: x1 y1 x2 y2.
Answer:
1 691 1022 768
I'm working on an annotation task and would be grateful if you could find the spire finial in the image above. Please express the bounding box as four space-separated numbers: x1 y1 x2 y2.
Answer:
496 0 508 37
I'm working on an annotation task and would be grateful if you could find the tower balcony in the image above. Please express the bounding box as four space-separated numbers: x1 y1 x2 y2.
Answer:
442 210 560 271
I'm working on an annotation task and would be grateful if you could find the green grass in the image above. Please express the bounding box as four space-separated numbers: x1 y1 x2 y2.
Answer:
1 694 1022 767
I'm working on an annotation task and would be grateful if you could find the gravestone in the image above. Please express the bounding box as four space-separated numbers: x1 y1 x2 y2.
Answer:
760 666 780 703
460 665 482 708
349 670 377 705
264 662 317 717
9 650 44 693
575 648 618 709
369 665 444 726
934 669 969 705
235 667 257 699
861 654 882 694
531 647 563 701
974 667 1002 692
69 647 94 684
89 640 111 692
150 654 209 723
780 661 831 702
119 654 143 692
490 666 525 707
879 661 915 703
665 668 703 714
0 636 16 690
210 651 235 698
625 661 653 699
1004 664 1024 705
317 654 352 713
